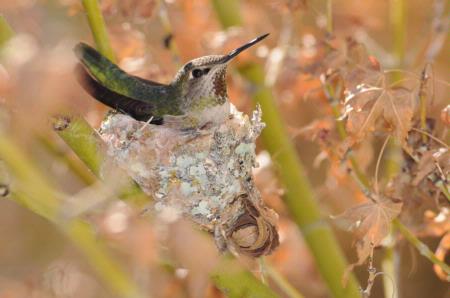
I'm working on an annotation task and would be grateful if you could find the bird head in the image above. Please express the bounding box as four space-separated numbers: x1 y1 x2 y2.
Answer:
171 33 269 109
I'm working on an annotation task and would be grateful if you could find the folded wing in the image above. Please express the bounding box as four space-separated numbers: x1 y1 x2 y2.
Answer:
75 65 163 123
74 42 179 122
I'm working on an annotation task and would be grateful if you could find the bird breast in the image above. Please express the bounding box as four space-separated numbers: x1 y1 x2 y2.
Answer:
195 101 230 126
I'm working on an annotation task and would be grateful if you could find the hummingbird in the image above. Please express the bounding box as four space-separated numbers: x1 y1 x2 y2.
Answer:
75 33 269 129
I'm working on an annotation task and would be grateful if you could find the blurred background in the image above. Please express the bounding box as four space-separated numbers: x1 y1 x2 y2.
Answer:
0 0 449 297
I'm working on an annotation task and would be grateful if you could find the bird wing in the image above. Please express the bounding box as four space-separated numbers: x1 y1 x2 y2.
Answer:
75 64 163 123
74 43 182 120
74 43 166 97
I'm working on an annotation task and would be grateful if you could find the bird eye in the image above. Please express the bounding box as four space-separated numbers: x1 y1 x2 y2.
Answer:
192 69 203 78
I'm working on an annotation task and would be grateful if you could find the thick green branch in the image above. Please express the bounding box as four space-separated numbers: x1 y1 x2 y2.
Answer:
54 115 104 176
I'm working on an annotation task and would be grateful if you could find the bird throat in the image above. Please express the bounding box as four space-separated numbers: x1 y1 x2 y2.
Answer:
213 69 227 104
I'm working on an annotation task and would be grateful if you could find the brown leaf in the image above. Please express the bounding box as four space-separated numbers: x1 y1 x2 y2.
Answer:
344 84 415 143
320 39 415 145
334 195 403 269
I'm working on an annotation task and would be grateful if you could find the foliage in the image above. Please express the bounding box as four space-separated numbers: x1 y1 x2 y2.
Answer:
0 0 449 297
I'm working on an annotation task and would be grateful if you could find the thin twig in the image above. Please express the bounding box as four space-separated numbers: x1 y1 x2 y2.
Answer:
392 219 450 276
411 127 449 148
374 136 391 194
258 257 268 285
361 243 376 298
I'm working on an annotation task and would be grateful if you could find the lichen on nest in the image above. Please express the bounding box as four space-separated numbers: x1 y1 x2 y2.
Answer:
99 104 279 257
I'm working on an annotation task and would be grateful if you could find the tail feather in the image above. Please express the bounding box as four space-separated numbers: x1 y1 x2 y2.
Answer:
75 64 163 124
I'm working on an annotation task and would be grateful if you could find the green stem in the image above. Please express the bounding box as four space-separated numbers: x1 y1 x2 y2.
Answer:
53 115 103 176
211 1 362 297
211 258 279 298
38 135 97 185
381 245 396 298
266 265 305 298
0 135 144 298
81 0 116 62
326 0 333 36
384 0 406 182
0 15 14 47
390 0 406 70
392 219 450 276
210 0 242 29
53 115 149 206
258 257 268 285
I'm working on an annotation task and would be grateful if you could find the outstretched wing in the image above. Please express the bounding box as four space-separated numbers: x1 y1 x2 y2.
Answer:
75 64 163 123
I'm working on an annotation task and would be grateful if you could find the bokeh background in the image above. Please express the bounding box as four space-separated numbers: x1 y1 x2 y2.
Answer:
0 0 449 297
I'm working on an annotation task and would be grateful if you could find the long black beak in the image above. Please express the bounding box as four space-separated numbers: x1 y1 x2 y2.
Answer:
220 33 269 64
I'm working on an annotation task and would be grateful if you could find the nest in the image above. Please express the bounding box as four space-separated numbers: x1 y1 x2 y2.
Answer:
100 105 279 257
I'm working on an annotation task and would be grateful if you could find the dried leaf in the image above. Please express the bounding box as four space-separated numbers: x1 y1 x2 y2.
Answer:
320 39 416 145
344 84 415 143
334 195 403 273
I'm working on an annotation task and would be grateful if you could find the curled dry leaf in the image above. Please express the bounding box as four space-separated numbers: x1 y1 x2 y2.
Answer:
333 195 403 280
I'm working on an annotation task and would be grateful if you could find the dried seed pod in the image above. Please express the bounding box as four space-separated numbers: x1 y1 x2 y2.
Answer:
441 104 450 127
100 105 279 257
